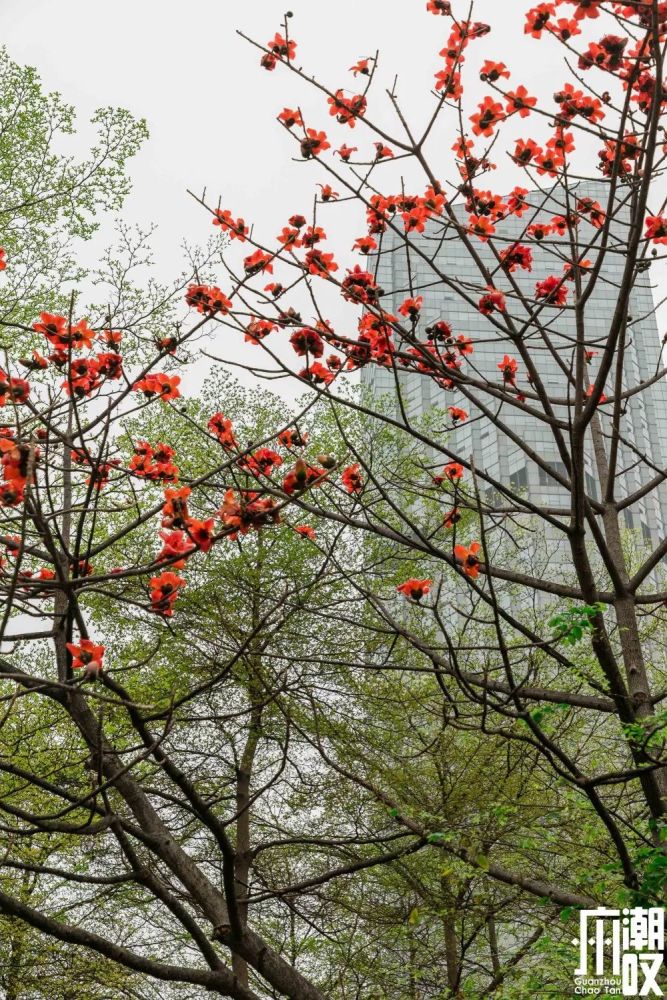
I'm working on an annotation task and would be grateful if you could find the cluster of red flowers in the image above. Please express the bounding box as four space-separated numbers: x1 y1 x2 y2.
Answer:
579 33 627 72
163 0 667 615
536 275 569 306
144 485 218 616
500 244 533 272
212 209 248 241
553 82 604 124
341 265 381 305
599 133 640 176
129 441 179 482
219 488 281 539
435 19 490 98
0 430 34 507
525 1 606 40
512 129 577 178
133 373 181 403
364 187 446 237
350 312 396 367
185 284 233 315
64 355 114 398
34 313 96 352
238 447 283 478
261 31 297 71
0 370 29 408
71 448 121 491
208 413 239 449
327 89 367 127
31 315 125 399
278 428 309 448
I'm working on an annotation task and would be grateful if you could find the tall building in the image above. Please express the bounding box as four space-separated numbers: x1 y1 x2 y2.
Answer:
361 182 667 548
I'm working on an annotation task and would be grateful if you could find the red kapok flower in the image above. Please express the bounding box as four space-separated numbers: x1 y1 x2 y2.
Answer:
374 143 394 160
267 31 296 60
186 517 216 553
328 90 367 127
525 3 555 37
505 86 537 118
478 288 506 315
433 462 464 485
353 235 378 254
468 215 496 241
66 639 105 676
480 60 510 82
244 250 274 275
149 570 186 617
163 486 191 529
299 362 335 385
397 578 432 601
279 428 309 448
470 97 505 137
33 313 95 351
398 296 424 319
290 328 324 358
500 244 533 272
212 209 248 241
448 406 468 424
278 107 303 128
498 355 518 383
350 57 372 75
318 184 339 201
535 275 568 306
645 216 667 245
443 507 462 529
454 541 482 578
304 249 339 276
295 524 316 540
301 129 330 158
208 413 238 450
341 463 363 493
158 529 195 568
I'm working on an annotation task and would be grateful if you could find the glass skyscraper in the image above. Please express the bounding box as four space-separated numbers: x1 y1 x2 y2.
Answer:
361 182 667 548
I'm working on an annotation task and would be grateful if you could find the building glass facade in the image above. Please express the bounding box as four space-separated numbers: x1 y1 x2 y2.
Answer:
361 182 667 547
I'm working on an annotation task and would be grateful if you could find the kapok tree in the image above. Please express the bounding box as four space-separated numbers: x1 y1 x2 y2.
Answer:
2 1 667 996
183 0 667 910
0 283 367 997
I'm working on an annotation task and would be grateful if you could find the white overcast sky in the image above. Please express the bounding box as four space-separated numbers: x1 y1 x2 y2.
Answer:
2 0 533 272
5 1 657 394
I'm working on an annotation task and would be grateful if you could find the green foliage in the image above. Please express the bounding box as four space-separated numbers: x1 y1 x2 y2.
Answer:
0 45 147 340
548 602 606 645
